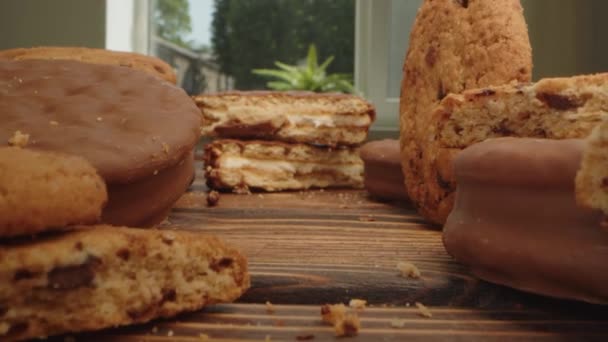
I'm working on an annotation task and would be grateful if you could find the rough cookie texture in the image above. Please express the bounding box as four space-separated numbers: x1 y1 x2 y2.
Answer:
0 147 107 238
0 46 176 84
0 226 249 341
577 118 608 217
204 139 364 192
429 73 608 224
195 91 375 147
399 0 532 225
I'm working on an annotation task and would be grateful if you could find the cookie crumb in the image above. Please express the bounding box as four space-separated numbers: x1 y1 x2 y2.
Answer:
207 191 220 207
296 334 315 340
415 302 432 318
349 299 367 310
8 130 29 147
161 232 176 244
397 261 421 279
96 117 103 122
258 194 265 199
265 335 272 341
265 301 275 314
321 304 360 337
167 329 174 337
390 319 406 328
151 326 158 333
153 170 159 176
358 215 375 222
199 333 209 340
233 185 251 195
162 142 170 154
49 120 59 126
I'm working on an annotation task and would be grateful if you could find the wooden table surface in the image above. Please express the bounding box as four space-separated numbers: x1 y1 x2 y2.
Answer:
60 159 608 342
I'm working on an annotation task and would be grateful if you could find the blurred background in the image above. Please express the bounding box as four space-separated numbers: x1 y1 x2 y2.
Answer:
1 0 607 133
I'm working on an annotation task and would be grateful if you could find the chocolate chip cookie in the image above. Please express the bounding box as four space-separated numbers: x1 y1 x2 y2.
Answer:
399 0 532 225
0 147 107 238
0 226 249 341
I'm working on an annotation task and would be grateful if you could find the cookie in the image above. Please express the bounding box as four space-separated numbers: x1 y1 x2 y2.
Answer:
0 46 176 84
0 59 200 227
444 138 607 303
0 147 107 238
195 91 375 147
204 139 364 192
576 118 608 217
0 226 249 341
360 140 409 201
428 73 608 224
399 0 532 225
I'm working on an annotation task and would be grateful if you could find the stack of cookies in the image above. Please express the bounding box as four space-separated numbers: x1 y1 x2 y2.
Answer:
0 47 250 340
195 91 376 192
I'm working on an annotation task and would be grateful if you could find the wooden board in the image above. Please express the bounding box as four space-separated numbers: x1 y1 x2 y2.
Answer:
55 161 608 341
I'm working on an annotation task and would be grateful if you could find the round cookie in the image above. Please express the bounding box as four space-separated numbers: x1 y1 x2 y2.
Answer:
0 46 176 84
444 138 606 303
0 59 201 227
399 0 532 225
0 147 107 238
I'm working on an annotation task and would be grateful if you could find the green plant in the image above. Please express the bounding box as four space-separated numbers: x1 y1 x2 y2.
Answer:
252 44 355 93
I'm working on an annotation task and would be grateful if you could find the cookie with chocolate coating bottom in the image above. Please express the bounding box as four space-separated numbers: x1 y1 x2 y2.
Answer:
0 226 250 341
0 147 107 238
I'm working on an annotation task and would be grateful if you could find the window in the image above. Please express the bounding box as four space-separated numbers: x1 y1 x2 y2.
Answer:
106 0 608 133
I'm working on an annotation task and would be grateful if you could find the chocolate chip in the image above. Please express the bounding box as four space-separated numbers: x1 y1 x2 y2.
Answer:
453 124 464 135
455 0 469 8
436 172 451 190
162 288 177 302
48 256 101 290
116 248 130 261
13 268 37 281
602 178 608 189
7 322 28 336
0 304 7 317
127 304 156 321
437 82 447 101
474 89 496 97
320 304 331 315
536 93 583 111
74 241 84 251
210 257 234 272
518 111 531 120
207 190 220 207
425 47 437 67
491 120 513 135
532 128 548 138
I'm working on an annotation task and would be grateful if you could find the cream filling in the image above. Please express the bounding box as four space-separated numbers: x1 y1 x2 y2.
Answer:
220 155 363 178
286 113 371 128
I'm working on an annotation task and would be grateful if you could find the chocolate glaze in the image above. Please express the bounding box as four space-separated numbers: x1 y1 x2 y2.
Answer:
103 152 194 227
444 138 607 303
0 59 200 184
360 140 409 201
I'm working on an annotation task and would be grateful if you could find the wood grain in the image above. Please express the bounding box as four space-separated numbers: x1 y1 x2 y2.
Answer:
52 159 608 341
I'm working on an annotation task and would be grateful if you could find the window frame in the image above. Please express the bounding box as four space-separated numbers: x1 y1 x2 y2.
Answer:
355 0 400 132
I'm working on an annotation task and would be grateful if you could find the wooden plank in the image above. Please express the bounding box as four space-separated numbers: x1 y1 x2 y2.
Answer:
50 161 608 341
